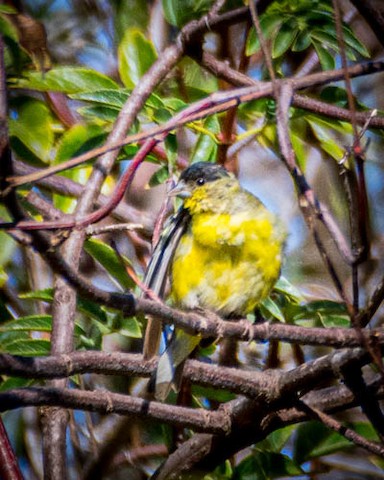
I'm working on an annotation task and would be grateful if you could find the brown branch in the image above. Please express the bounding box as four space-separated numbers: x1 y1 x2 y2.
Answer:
298 400 384 458
151 377 383 479
0 362 381 441
0 344 379 395
249 0 276 81
4 62 384 194
2 13 239 467
0 35 25 480
339 363 384 442
291 94 384 129
1 63 382 235
0 418 24 480
0 387 231 435
137 297 384 348
333 0 369 318
0 346 382 479
201 50 384 127
349 0 384 49
201 50 384 128
198 52 380 268
358 274 384 326
13 160 154 233
275 81 353 312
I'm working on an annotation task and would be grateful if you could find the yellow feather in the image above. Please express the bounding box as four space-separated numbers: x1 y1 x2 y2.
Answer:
171 177 285 317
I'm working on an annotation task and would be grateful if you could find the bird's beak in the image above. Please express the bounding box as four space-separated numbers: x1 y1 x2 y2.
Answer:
168 179 191 198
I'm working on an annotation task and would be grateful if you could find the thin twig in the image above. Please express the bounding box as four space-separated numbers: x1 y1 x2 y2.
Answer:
299 400 384 458
4 62 384 192
85 223 143 237
275 81 353 312
248 0 275 82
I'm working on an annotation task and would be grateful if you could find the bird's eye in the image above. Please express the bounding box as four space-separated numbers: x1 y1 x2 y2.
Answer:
196 178 205 186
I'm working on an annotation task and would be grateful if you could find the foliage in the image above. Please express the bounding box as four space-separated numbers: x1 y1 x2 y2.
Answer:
0 0 383 479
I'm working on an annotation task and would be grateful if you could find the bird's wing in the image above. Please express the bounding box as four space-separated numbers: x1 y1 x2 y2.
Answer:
142 206 190 359
155 329 201 401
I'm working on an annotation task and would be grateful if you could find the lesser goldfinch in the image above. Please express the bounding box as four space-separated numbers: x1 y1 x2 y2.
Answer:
143 161 286 400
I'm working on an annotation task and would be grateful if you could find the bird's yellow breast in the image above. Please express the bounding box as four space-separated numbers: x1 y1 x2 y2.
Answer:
170 180 284 316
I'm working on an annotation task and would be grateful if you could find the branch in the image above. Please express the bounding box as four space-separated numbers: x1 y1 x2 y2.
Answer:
137 297 384 347
349 0 384 49
0 346 379 399
0 387 231 435
0 418 23 480
4 62 384 193
151 377 383 479
298 400 384 458
13 160 155 233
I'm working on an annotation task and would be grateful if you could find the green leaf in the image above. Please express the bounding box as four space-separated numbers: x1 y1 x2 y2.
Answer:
272 20 298 58
190 115 220 164
292 300 349 327
72 89 163 124
77 298 108 324
180 57 218 96
204 460 233 480
162 0 213 27
118 28 157 88
0 13 18 41
9 98 54 163
0 314 86 337
294 421 378 463
312 41 335 70
306 116 352 160
319 86 348 107
294 421 330 464
0 377 34 392
0 267 7 288
53 124 106 213
55 124 105 164
84 239 135 290
246 14 282 56
0 208 16 266
20 288 107 324
260 297 285 322
310 30 339 49
290 130 307 170
0 315 52 332
162 97 187 112
192 384 235 403
0 5 17 13
342 25 370 58
77 105 120 123
80 320 106 349
12 67 118 93
274 277 304 303
235 450 303 479
71 89 130 109
20 288 54 302
152 107 172 124
148 165 169 188
164 133 178 166
0 338 51 356
113 0 150 42
116 315 142 338
292 30 311 52
262 425 297 453
318 313 350 328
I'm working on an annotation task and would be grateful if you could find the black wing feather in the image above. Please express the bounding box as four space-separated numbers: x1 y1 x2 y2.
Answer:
142 207 190 359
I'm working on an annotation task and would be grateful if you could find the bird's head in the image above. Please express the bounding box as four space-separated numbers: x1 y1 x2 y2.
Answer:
169 162 231 199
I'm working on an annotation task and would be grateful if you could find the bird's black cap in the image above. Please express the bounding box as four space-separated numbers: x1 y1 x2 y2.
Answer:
179 162 230 184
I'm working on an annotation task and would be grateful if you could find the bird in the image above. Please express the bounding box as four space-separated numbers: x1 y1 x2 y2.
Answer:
143 161 286 401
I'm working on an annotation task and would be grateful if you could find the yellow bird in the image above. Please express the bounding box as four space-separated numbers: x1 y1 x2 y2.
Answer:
143 161 286 400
